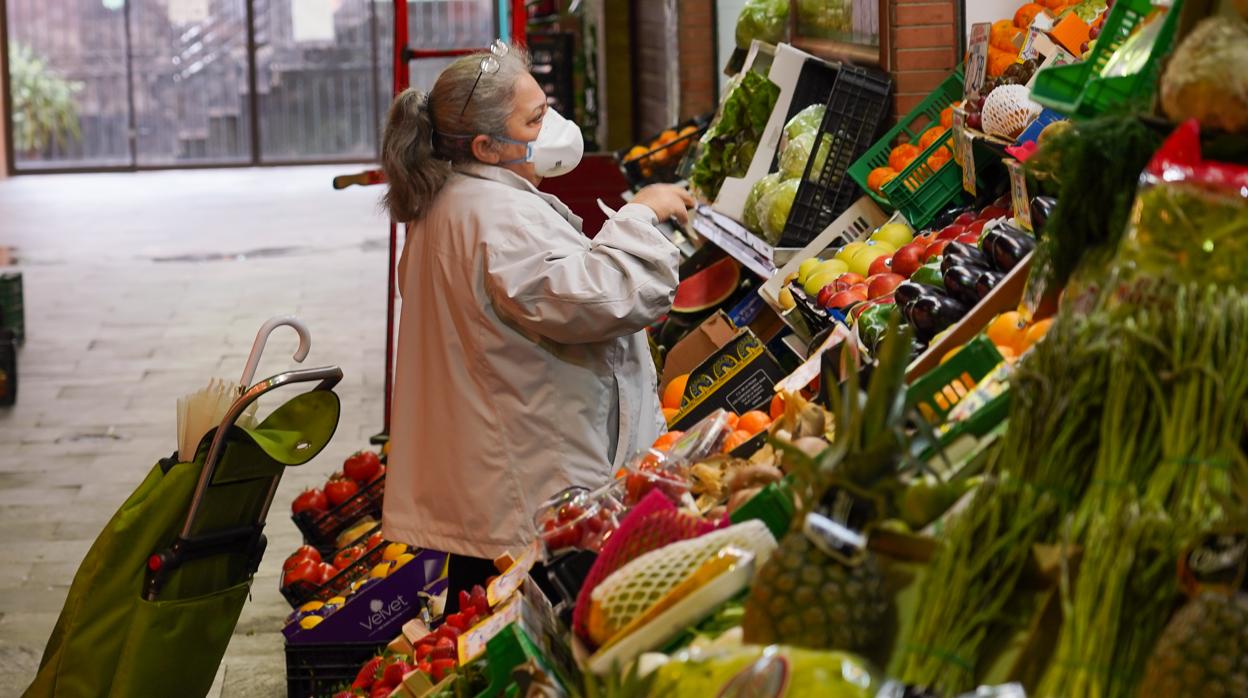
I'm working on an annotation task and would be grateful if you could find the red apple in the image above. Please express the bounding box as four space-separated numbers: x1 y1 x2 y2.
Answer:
956 232 981 245
833 272 865 291
954 212 977 226
968 219 988 236
867 273 906 299
867 253 893 277
825 285 869 310
977 205 1009 221
891 242 926 278
924 239 952 261
816 283 838 308
937 224 967 240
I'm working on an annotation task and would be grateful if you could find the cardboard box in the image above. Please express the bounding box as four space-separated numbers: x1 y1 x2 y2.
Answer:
669 328 788 430
660 311 739 392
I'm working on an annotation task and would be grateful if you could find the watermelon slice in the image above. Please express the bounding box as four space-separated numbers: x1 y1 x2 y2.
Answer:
671 257 741 314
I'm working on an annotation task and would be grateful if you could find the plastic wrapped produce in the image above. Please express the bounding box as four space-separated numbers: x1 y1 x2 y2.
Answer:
783 104 826 142
760 178 801 244
735 0 789 49
779 131 831 181
743 172 785 234
649 644 877 697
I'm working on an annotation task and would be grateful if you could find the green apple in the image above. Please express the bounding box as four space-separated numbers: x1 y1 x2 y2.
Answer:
871 222 914 248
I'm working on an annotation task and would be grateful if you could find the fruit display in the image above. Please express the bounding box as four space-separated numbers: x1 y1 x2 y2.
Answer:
739 103 835 244
279 525 413 608
534 485 626 556
291 448 387 551
618 120 705 188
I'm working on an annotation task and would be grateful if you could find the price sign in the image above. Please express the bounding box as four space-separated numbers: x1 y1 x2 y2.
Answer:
953 108 976 196
964 22 992 101
803 481 885 566
1007 159 1032 231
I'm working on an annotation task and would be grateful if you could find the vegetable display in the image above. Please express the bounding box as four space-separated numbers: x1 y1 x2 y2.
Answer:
688 71 780 202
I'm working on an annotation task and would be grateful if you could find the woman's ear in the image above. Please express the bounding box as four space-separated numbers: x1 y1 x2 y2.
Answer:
471 135 498 164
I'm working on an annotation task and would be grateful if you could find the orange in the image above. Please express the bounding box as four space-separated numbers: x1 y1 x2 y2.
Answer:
867 166 898 194
723 412 740 430
737 410 772 437
1014 3 1045 29
940 102 959 130
721 429 753 454
940 345 963 365
988 47 1017 78
625 145 648 163
990 20 1022 52
986 311 1028 354
1022 318 1053 349
662 407 679 424
997 345 1019 363
925 147 952 172
889 143 921 172
918 126 947 150
769 394 785 421
662 374 688 411
1039 0 1067 9
652 430 684 452
673 125 698 156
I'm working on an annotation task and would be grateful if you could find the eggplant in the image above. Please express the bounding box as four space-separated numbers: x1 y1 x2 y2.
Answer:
941 252 990 276
974 269 1006 300
942 241 990 269
893 281 926 310
980 223 1036 272
943 264 984 306
907 293 968 342
1030 196 1058 236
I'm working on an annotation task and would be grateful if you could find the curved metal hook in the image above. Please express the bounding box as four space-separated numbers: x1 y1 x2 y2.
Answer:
240 316 311 391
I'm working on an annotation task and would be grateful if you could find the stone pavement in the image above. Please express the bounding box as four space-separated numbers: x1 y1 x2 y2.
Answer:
0 166 393 696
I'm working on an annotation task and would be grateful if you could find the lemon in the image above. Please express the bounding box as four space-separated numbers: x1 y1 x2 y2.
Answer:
370 562 392 579
871 222 913 248
382 542 408 562
796 258 822 285
394 553 416 569
778 287 796 311
803 270 841 296
847 242 894 277
326 596 347 607
299 615 324 630
299 600 325 613
835 241 867 262
814 258 849 278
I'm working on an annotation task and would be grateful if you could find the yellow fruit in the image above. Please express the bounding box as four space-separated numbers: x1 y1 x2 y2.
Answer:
382 542 409 562
370 562 392 579
803 270 841 296
299 600 325 613
871 222 913 248
796 258 822 285
394 553 416 569
1022 318 1054 350
299 615 324 629
835 241 868 262
987 311 1027 354
326 596 347 607
778 287 796 311
940 345 963 364
847 241 896 277
814 258 849 278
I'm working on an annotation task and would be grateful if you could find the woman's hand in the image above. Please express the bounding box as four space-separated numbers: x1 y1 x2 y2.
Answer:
632 184 695 225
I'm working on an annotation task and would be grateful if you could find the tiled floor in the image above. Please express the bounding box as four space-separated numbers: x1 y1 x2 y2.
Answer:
0 166 393 696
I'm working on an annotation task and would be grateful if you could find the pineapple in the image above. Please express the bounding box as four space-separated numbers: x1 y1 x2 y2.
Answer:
1137 591 1248 698
742 316 914 657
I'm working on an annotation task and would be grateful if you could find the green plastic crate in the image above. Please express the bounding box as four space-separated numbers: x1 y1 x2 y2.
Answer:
1031 0 1183 118
847 67 981 229
906 336 1003 425
729 477 795 539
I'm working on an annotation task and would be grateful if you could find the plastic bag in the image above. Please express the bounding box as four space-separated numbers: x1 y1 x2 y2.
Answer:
735 0 789 49
783 103 826 143
650 644 878 697
760 178 801 244
779 131 831 181
743 172 785 234
1115 120 1248 289
797 0 853 38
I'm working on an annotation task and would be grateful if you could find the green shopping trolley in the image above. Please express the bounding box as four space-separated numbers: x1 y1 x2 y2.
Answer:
25 319 344 698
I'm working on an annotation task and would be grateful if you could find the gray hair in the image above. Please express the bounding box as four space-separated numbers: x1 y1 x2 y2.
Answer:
381 46 531 222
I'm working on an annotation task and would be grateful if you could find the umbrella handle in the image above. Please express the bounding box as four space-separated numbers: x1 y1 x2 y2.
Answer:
240 316 311 391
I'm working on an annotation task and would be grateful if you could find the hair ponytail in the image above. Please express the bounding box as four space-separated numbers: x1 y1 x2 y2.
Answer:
381 89 452 223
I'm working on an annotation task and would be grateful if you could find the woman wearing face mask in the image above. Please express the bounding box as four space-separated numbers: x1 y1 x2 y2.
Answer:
379 42 692 608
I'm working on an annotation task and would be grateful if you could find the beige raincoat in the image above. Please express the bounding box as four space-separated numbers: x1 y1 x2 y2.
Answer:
383 163 679 559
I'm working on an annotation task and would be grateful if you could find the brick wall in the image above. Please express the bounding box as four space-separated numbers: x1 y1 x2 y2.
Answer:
889 0 960 118
676 0 716 122
632 0 716 140
633 0 674 139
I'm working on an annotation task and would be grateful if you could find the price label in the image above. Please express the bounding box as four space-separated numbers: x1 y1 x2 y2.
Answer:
775 323 857 395
803 481 884 566
1007 159 1032 231
964 23 992 101
1180 533 1248 596
953 109 976 196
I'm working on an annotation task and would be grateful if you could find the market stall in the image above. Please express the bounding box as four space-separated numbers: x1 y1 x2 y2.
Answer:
301 0 1248 695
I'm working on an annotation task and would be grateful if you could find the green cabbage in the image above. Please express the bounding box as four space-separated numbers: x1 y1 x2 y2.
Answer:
743 172 785 234
735 0 789 49
779 131 831 181
797 0 852 37
761 178 801 244
784 104 826 142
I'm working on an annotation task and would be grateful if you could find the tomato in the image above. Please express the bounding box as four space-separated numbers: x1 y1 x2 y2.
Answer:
324 477 360 506
283 544 321 571
291 488 329 515
281 558 319 589
333 545 365 570
344 450 382 484
366 531 386 549
317 562 338 586
370 464 386 483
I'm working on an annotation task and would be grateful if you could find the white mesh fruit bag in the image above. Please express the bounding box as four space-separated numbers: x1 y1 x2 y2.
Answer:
982 85 1040 140
586 520 777 646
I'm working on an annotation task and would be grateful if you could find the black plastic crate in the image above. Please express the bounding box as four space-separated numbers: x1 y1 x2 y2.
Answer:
285 640 384 698
280 524 387 608
292 475 384 552
527 32 575 117
614 115 711 191
779 66 893 248
0 273 23 344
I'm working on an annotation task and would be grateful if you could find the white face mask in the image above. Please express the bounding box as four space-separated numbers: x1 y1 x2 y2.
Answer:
495 108 584 177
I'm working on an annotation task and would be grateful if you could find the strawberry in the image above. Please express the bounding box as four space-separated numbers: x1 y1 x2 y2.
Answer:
431 636 457 661
369 684 391 698
430 658 457 682
381 660 409 687
414 641 434 661
352 656 383 689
